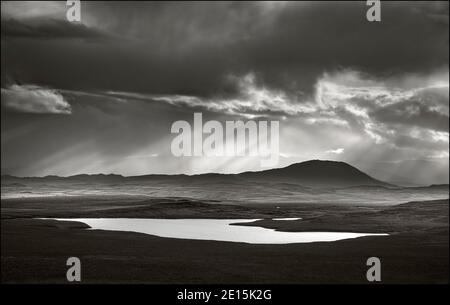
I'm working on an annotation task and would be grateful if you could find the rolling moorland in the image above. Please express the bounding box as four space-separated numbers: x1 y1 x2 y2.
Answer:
1 160 448 283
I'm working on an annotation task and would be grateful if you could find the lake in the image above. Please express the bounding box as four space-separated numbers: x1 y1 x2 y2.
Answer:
53 218 388 244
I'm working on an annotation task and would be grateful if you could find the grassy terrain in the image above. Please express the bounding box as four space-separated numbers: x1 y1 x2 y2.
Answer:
1 196 448 283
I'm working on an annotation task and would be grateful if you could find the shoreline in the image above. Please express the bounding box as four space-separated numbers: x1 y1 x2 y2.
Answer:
1 198 448 283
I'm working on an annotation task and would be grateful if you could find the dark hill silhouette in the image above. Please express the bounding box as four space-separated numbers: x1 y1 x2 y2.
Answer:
237 160 391 187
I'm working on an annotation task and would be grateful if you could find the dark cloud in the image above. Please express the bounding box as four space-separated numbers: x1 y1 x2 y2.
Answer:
393 133 449 151
1 18 110 40
371 97 449 132
1 1 448 97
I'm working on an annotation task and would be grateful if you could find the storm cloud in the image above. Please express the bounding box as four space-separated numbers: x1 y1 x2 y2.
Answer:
2 1 448 96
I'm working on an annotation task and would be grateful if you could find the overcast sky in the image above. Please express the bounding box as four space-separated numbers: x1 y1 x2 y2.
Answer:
1 1 448 184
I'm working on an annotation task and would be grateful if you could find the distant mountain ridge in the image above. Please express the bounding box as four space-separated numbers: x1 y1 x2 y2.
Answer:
1 160 393 188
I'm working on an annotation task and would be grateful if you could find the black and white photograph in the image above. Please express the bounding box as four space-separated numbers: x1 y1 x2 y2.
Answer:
1 0 449 299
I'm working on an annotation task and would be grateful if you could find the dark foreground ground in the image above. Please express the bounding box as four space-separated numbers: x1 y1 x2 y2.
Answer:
1 196 448 283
